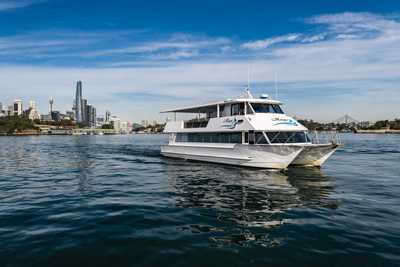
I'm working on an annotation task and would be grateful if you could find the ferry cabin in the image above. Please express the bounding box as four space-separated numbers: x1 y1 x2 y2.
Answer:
162 97 311 146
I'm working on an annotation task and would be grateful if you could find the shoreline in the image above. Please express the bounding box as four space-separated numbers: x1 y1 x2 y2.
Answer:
0 132 164 136
354 129 400 134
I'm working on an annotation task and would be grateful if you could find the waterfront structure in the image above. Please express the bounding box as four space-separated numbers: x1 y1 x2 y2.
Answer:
82 99 88 124
91 106 96 127
105 110 111 123
72 81 97 127
40 114 52 121
141 120 149 127
358 121 371 129
74 81 84 123
161 89 339 170
73 81 96 127
28 100 40 120
7 105 13 116
51 111 61 121
86 104 96 128
110 116 121 132
0 103 4 117
120 121 132 134
66 111 74 121
13 99 23 116
49 98 54 114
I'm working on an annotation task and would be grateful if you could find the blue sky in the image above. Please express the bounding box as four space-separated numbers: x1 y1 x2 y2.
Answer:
1 0 400 122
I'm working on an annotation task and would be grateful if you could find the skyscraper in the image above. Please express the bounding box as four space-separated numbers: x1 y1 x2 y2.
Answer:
82 99 88 124
73 80 97 127
74 81 83 123
86 105 96 127
105 110 111 123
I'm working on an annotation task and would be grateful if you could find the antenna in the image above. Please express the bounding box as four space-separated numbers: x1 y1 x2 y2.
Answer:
244 64 254 99
247 65 250 89
274 72 278 100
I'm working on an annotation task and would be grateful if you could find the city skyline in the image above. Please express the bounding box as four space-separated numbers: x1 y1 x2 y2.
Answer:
0 0 400 122
0 81 126 125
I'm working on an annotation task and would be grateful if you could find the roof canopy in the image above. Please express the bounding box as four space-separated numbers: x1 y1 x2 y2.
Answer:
160 98 283 113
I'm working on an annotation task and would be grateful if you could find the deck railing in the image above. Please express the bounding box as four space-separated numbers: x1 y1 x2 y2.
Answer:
309 131 341 145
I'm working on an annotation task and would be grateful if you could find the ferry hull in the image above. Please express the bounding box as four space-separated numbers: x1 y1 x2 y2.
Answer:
291 143 338 167
160 144 304 170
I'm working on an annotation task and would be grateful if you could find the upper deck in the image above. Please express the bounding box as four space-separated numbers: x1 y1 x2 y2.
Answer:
162 92 307 133
160 97 282 114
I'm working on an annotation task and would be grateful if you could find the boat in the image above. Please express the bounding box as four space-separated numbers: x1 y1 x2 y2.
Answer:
160 89 339 170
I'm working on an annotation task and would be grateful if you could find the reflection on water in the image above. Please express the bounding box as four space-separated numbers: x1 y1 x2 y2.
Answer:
164 160 337 247
71 137 94 193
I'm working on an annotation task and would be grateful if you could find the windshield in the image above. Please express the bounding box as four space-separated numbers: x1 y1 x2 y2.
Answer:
251 103 284 114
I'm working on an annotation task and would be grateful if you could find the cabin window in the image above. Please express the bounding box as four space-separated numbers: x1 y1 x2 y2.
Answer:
251 103 284 114
255 132 269 144
246 102 254 114
248 131 255 144
273 105 284 114
231 103 244 116
219 105 225 117
184 118 209 128
231 104 240 115
176 133 188 142
266 131 308 143
306 133 311 143
175 132 243 144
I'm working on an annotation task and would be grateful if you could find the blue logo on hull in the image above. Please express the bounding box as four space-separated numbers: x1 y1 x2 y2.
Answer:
273 118 299 126
221 118 244 129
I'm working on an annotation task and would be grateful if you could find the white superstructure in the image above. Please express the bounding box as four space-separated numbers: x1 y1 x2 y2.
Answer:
161 90 339 170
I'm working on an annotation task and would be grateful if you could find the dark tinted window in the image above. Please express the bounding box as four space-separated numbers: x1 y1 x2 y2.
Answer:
246 103 254 114
231 103 244 116
272 105 284 114
251 103 284 114
266 132 307 143
248 131 255 144
176 132 242 144
255 132 268 144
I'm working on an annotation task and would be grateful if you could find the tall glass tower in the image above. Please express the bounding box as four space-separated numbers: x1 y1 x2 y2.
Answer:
74 81 83 123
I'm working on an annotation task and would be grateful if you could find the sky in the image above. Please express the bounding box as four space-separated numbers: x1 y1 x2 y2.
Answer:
0 0 400 122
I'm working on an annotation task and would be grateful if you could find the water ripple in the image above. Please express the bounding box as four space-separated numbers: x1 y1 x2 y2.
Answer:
0 134 399 266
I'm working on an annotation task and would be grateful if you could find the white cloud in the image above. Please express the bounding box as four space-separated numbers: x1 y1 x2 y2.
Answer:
0 0 43 11
150 50 200 60
307 12 399 37
242 34 301 50
83 36 231 58
300 34 326 43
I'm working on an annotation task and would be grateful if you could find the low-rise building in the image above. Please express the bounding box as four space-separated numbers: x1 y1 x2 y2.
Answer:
110 116 121 132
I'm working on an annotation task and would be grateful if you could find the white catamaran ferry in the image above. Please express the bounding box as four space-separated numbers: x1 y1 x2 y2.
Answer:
161 90 339 170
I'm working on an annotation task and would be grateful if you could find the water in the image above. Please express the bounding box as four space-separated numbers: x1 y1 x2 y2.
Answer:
0 134 399 266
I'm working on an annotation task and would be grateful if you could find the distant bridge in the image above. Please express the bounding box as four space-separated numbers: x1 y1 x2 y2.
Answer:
333 115 359 125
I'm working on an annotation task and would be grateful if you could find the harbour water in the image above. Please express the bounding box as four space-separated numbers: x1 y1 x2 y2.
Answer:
0 134 399 266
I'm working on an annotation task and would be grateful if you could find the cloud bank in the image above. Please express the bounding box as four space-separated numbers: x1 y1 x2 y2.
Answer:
0 12 399 122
